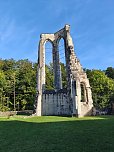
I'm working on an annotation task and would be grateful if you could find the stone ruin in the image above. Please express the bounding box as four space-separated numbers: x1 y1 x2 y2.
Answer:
34 25 93 117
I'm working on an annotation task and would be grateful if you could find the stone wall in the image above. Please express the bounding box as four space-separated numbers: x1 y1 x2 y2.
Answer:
42 90 70 116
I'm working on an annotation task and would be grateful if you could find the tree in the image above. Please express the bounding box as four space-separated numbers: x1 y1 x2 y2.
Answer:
0 70 9 111
45 62 67 89
86 69 114 110
45 64 54 89
105 67 114 79
16 59 36 110
60 63 67 88
1 58 16 71
0 58 113 112
0 59 37 111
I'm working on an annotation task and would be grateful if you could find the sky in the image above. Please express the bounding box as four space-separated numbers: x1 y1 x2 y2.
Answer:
0 0 114 70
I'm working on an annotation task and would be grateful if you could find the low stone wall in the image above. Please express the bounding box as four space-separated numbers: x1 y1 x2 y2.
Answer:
0 111 17 117
17 110 33 115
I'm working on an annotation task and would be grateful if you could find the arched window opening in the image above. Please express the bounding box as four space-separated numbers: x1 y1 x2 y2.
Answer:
86 88 88 103
72 80 77 96
58 38 67 89
45 41 54 90
81 83 86 102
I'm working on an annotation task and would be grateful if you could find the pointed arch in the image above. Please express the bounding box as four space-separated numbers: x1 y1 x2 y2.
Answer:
57 37 67 89
44 40 54 90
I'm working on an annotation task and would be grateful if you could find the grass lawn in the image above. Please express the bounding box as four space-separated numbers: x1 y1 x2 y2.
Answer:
0 115 114 152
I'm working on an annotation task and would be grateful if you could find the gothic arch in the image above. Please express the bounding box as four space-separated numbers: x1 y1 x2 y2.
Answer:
56 36 65 46
43 39 54 48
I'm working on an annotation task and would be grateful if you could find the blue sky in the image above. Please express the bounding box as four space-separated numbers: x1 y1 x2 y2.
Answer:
0 0 114 69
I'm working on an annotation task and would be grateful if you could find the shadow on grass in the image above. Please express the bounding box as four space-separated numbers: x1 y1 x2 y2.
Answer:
0 116 114 152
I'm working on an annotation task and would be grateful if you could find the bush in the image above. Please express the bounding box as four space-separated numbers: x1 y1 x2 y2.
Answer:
0 104 10 112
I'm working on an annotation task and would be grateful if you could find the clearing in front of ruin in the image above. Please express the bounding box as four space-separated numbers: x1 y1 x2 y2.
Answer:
0 116 114 152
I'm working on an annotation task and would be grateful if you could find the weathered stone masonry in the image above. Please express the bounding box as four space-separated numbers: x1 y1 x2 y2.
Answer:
34 25 93 117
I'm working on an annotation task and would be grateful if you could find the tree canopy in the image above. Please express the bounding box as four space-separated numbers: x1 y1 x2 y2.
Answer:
86 69 114 110
0 58 114 112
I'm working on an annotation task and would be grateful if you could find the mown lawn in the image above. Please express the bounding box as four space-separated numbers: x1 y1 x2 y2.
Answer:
0 116 114 152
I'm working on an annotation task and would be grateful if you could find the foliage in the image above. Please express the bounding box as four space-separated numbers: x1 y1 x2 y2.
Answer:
45 62 67 89
45 64 54 89
0 58 114 111
0 103 10 112
0 59 36 111
105 67 114 79
86 69 114 109
60 63 67 88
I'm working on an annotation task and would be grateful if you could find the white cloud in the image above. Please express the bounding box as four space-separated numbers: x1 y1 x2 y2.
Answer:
0 15 16 43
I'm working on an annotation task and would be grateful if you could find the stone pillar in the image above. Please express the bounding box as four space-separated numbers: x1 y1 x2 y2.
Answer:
64 25 76 115
36 36 45 116
86 87 93 107
53 43 62 90
72 80 77 115
76 81 82 117
59 65 62 89
40 37 45 91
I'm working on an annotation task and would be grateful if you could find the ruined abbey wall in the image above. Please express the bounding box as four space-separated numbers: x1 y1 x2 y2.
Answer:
42 91 69 115
34 25 93 117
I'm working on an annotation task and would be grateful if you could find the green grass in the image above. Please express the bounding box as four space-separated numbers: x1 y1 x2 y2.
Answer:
0 116 114 152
